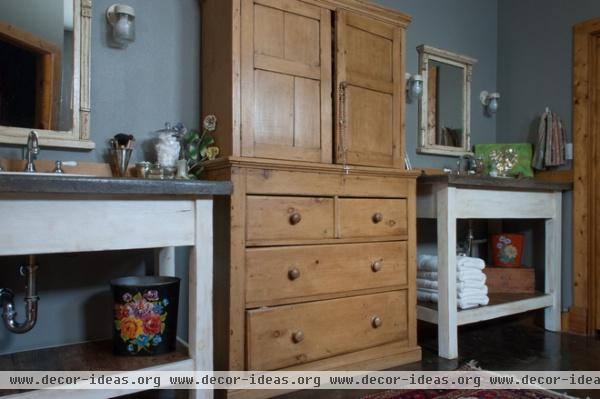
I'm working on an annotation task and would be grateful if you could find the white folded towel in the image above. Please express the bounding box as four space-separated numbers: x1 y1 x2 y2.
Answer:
417 289 438 303
417 278 487 292
417 270 487 284
459 285 488 296
459 296 489 309
417 289 489 309
416 278 438 290
418 255 485 272
418 286 488 299
417 255 439 271
457 256 485 270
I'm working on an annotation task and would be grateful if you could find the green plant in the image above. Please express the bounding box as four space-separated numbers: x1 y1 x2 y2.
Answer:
184 115 219 178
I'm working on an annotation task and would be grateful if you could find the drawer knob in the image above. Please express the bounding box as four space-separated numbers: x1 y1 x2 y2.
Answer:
292 330 304 343
289 212 302 225
371 260 383 272
371 316 382 328
288 268 301 280
372 212 383 223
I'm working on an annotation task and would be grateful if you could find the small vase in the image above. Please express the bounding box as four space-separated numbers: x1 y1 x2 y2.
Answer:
175 159 188 179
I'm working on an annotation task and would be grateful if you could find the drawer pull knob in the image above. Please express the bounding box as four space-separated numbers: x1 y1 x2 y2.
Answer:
289 212 302 225
372 212 383 223
292 330 304 343
371 260 383 272
371 316 382 328
288 268 301 280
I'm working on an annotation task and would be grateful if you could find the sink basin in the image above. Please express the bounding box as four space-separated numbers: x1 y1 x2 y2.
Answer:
0 171 90 177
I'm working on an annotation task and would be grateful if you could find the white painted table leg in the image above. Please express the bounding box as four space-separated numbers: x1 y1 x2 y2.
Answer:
437 186 458 359
189 199 214 399
154 246 176 276
544 192 562 331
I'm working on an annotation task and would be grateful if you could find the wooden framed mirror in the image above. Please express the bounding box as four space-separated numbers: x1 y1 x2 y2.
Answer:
0 0 93 149
416 45 476 156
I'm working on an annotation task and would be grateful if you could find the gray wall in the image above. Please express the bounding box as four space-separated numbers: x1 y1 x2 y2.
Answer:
0 0 199 354
496 0 600 309
375 0 498 169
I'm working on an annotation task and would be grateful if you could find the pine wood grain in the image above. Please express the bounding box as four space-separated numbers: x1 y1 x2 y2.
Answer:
246 290 408 370
338 198 408 238
571 17 600 334
246 195 334 242
245 241 407 306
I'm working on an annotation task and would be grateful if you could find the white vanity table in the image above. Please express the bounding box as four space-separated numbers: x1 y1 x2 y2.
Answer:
0 174 231 399
417 174 571 359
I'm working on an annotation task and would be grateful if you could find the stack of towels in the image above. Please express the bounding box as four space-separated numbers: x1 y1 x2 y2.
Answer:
417 254 489 309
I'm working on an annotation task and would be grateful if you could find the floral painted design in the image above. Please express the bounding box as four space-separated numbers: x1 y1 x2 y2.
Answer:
496 235 518 264
114 290 167 353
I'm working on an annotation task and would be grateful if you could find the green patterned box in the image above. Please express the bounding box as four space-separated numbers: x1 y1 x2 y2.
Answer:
474 143 534 178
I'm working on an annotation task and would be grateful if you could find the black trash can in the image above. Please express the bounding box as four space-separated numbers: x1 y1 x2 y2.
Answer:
110 276 180 356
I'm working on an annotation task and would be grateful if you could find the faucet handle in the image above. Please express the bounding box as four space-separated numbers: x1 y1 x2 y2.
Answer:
52 161 78 174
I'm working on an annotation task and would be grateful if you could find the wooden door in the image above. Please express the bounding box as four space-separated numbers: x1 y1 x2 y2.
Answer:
335 10 405 169
241 0 332 163
572 17 600 335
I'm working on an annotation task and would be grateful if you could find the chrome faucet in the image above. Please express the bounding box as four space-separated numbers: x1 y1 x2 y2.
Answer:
455 154 475 175
23 131 39 172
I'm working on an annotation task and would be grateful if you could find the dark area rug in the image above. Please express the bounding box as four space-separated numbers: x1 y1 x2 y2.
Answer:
362 388 569 399
361 362 571 399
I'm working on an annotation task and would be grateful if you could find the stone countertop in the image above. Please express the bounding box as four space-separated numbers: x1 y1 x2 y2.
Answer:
0 174 232 196
418 173 572 192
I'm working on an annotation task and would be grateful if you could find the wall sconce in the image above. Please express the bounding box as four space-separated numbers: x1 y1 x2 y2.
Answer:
480 91 500 115
405 73 423 102
106 4 135 48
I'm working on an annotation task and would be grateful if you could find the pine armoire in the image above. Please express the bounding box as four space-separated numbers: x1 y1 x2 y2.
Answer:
201 0 421 394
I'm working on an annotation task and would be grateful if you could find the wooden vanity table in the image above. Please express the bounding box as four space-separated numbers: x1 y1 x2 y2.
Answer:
417 174 572 359
0 174 231 399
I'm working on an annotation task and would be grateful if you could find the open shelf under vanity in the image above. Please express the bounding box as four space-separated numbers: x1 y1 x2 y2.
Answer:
0 340 191 397
417 291 553 326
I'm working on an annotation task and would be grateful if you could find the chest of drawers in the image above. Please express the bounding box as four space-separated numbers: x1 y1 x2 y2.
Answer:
205 158 420 381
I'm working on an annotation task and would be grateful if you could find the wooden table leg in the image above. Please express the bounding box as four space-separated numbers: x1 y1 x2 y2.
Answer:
190 199 214 399
154 246 176 276
437 186 458 359
544 192 562 332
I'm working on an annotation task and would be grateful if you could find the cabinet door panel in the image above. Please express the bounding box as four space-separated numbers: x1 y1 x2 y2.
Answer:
336 10 405 169
294 77 321 148
254 5 284 58
285 13 320 66
242 0 332 163
346 86 394 165
254 70 294 146
346 25 393 83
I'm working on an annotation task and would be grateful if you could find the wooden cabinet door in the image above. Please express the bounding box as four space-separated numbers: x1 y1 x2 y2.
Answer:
241 0 332 163
335 10 405 168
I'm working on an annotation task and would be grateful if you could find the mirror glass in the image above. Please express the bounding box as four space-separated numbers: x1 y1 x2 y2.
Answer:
417 45 477 156
0 0 92 149
428 60 463 147
0 0 73 131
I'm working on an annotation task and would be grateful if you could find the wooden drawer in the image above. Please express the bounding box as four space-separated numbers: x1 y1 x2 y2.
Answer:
339 198 407 238
246 241 407 306
246 290 408 370
246 195 334 242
